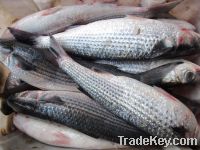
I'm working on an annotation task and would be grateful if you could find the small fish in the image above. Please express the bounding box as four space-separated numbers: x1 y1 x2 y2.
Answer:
0 40 78 91
45 36 200 141
140 60 200 85
14 113 125 149
3 0 181 37
96 59 200 85
9 17 200 59
8 90 149 143
96 59 180 74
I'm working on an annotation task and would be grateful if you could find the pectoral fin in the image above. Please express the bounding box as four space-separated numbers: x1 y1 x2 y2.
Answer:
139 61 183 85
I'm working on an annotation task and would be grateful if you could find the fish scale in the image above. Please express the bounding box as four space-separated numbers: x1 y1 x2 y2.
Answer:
13 43 73 80
61 60 171 134
16 93 134 129
0 41 79 91
8 90 150 143
96 59 174 74
9 1 181 35
34 18 189 59
52 41 200 141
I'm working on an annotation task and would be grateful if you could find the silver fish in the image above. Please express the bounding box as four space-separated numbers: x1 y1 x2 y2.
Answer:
14 114 125 149
96 59 180 74
3 0 181 37
46 36 200 141
8 90 149 143
0 40 78 91
9 17 200 59
96 59 200 85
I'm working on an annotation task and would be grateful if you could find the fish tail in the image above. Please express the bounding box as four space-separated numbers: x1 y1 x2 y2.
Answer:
149 0 182 18
48 35 69 60
8 27 39 46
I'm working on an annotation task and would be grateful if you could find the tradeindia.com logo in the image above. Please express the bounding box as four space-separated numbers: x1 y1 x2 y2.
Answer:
118 136 198 147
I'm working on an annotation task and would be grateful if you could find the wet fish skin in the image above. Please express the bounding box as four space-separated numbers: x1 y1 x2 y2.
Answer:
96 59 200 86
46 36 200 141
0 40 78 91
3 0 181 37
95 59 179 74
158 19 196 31
9 17 200 59
14 113 125 149
8 90 149 143
12 42 79 91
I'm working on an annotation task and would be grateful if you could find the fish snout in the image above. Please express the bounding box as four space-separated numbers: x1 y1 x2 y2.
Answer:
7 96 37 112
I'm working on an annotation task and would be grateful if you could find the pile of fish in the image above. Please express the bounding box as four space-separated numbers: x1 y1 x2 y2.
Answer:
1 0 200 149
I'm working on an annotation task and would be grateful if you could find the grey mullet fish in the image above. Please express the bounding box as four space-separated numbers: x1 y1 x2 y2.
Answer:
96 59 200 85
9 17 200 60
0 40 78 91
7 90 150 144
3 0 181 37
14 114 125 149
47 36 200 141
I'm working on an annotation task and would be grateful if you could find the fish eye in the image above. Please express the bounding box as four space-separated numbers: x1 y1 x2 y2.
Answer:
184 71 195 83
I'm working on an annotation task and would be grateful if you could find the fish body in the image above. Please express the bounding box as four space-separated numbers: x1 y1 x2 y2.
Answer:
0 40 78 91
10 17 200 59
96 59 177 74
97 59 200 85
14 114 125 149
158 19 196 31
47 36 200 140
4 1 181 36
8 90 149 143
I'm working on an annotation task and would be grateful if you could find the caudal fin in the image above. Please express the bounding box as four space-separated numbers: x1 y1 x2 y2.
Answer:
8 27 38 46
49 35 68 58
149 0 182 18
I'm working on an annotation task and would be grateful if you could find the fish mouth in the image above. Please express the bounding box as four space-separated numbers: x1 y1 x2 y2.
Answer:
7 96 37 113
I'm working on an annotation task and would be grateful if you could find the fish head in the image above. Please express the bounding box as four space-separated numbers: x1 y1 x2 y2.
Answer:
7 95 38 113
162 61 200 84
